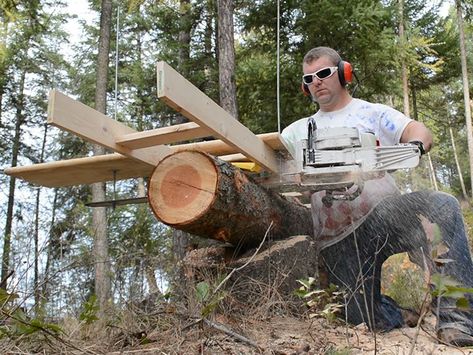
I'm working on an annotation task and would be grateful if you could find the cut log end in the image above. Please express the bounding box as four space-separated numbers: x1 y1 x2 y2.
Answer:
148 151 218 225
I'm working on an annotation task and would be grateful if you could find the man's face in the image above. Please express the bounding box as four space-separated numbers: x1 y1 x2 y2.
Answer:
303 56 343 107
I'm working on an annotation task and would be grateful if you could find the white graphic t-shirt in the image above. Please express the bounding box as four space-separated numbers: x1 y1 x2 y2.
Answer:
281 98 413 249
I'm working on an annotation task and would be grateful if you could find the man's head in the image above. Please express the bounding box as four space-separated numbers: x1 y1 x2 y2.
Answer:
301 46 353 112
303 47 342 67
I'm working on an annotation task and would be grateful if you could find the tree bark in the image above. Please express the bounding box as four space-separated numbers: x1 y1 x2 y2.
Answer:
178 0 191 78
92 0 113 315
399 0 410 117
217 0 238 119
148 151 313 249
34 122 48 314
426 153 438 191
172 0 194 266
449 126 468 200
40 188 58 313
202 0 215 93
456 0 473 197
412 86 437 190
1 70 26 288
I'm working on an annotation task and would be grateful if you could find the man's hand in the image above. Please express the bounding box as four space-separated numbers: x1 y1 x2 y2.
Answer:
409 140 426 156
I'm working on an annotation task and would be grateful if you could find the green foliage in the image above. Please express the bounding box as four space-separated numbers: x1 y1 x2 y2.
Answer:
462 203 473 248
8 318 63 337
0 287 18 304
0 288 63 339
195 281 210 303
426 220 473 314
383 215 473 314
297 0 399 99
430 273 473 309
295 278 344 322
324 346 352 355
79 295 100 324
195 280 226 318
381 253 425 310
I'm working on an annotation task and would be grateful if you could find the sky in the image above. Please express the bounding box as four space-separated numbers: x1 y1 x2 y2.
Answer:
61 0 454 43
63 0 97 56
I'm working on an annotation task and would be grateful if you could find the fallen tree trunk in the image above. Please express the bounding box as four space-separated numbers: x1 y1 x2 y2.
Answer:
148 150 313 248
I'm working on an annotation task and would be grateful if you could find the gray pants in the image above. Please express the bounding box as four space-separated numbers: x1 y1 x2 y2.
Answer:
320 191 473 332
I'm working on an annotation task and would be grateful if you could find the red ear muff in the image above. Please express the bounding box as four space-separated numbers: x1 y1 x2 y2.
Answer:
301 82 310 96
337 60 353 86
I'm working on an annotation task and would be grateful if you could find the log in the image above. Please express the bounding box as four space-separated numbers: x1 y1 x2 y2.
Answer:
148 150 313 248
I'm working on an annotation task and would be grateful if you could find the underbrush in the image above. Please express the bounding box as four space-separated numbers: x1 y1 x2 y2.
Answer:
0 291 330 354
0 230 467 354
381 252 426 311
461 200 473 249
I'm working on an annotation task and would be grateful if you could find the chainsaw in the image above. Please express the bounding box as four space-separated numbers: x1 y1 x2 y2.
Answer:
262 117 421 201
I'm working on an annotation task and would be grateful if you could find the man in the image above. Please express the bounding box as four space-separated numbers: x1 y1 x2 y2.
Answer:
282 46 473 346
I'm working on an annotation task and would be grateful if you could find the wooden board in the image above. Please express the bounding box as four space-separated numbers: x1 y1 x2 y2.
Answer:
4 154 153 188
157 62 280 173
5 133 288 187
48 90 173 166
8 74 291 188
174 132 286 155
116 122 209 149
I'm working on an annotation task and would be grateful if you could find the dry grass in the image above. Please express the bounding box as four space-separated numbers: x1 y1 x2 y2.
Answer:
0 281 467 354
0 241 468 354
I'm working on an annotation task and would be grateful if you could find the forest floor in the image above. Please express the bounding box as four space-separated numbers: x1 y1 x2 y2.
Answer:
6 247 473 354
2 284 472 354
2 308 470 354
101 250 473 354
107 311 470 354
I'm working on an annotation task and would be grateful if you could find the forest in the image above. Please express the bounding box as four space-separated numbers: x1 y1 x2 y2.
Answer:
1 0 473 353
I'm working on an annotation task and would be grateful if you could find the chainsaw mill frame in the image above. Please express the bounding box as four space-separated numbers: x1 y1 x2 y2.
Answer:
5 62 290 188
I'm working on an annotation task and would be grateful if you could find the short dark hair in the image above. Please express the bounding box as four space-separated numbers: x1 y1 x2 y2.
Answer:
303 47 341 66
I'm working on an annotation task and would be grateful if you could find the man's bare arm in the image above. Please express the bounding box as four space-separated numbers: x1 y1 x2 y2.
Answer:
400 121 433 153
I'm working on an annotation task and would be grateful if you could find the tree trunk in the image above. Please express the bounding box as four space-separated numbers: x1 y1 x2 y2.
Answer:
449 126 468 199
40 188 59 313
178 0 191 78
34 122 48 314
1 70 26 288
399 0 410 117
136 177 161 294
203 0 215 93
426 153 439 191
217 0 238 119
412 86 437 190
172 0 194 264
456 0 473 198
0 91 3 126
144 264 160 295
92 0 113 315
148 151 313 249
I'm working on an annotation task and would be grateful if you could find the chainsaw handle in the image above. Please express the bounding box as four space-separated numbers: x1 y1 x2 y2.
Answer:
408 140 426 156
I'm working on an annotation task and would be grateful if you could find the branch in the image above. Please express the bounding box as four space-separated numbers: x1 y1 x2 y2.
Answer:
202 318 262 350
